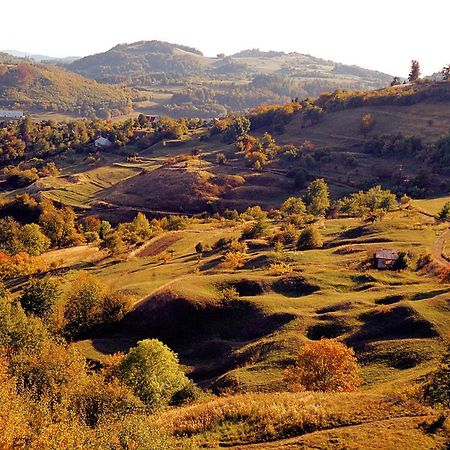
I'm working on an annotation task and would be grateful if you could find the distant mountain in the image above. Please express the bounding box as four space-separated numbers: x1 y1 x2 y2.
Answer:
0 54 132 118
3 49 80 64
68 41 394 117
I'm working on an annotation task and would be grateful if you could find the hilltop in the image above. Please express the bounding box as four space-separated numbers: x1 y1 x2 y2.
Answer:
68 40 393 117
0 53 133 118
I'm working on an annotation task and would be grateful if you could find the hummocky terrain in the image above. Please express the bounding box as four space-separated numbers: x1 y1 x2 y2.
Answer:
0 76 449 448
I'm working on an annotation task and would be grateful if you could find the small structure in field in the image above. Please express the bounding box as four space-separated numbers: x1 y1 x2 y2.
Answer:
94 137 113 149
145 115 159 123
374 249 399 269
0 109 24 120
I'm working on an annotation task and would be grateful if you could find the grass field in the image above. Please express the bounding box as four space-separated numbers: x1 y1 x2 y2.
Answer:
32 203 445 448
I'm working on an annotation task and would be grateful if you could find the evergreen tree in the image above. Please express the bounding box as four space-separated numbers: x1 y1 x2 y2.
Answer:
408 60 421 82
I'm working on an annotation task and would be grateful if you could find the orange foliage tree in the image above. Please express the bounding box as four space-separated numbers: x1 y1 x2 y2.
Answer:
286 339 361 392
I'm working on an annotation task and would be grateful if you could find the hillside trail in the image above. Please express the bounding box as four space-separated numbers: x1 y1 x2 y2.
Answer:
226 414 437 449
431 227 450 266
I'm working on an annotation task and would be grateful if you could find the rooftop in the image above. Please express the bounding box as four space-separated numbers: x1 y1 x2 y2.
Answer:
375 249 399 260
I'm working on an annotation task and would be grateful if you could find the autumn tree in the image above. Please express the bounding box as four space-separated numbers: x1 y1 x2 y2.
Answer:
408 60 421 82
305 179 330 216
286 339 361 392
359 113 375 138
39 201 81 248
63 274 130 337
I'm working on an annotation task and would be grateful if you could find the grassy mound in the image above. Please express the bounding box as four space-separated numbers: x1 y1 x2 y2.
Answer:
102 160 245 213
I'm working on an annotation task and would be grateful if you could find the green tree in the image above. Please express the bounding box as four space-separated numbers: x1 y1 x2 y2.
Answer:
0 217 21 255
19 277 61 319
437 202 450 221
119 339 191 409
443 65 450 81
63 274 106 337
393 251 411 271
100 231 125 256
131 212 152 240
222 115 251 144
297 226 323 250
281 197 306 216
19 223 51 256
408 60 420 82
305 179 330 216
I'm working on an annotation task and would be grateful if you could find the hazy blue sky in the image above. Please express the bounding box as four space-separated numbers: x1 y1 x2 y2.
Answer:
2 0 448 76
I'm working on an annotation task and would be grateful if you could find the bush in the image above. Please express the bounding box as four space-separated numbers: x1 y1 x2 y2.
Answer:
394 251 411 271
242 219 269 239
437 202 450 221
297 226 323 250
119 339 192 409
286 339 361 392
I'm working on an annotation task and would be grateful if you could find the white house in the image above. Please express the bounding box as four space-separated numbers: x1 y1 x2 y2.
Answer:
94 137 113 149
0 110 25 120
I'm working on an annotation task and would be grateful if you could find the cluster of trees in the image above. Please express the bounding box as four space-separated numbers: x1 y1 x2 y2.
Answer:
363 133 450 194
0 278 192 447
0 114 195 165
337 186 398 220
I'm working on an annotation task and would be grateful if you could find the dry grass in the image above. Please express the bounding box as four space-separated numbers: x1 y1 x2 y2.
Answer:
159 392 432 447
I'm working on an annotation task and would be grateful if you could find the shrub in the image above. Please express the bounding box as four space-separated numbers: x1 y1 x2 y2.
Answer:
393 251 411 271
242 218 269 239
269 262 293 276
119 339 192 409
222 251 246 269
286 339 361 392
219 286 239 303
297 226 323 250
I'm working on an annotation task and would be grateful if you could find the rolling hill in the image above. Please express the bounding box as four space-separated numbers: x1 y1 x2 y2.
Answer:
68 40 394 117
0 53 133 118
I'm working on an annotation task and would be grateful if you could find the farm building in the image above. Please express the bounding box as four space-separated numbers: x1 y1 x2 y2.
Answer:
0 109 24 120
94 137 113 149
374 249 399 269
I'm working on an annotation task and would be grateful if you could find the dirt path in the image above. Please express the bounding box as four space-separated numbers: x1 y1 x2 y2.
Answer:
431 228 450 266
227 415 437 449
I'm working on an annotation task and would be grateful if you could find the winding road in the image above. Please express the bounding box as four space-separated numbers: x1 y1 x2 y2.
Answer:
431 228 450 266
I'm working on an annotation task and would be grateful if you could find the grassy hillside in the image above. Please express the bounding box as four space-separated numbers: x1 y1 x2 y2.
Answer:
34 202 450 448
68 40 393 118
0 54 133 118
